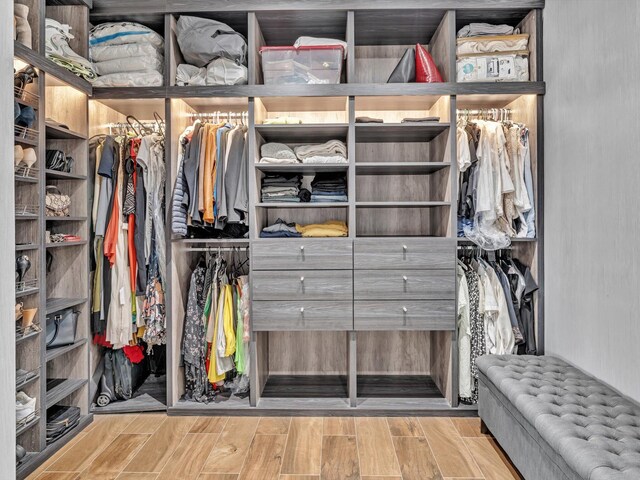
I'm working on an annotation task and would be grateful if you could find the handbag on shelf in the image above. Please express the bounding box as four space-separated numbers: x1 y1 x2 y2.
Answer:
46 150 74 173
46 405 81 444
46 308 78 348
45 185 71 217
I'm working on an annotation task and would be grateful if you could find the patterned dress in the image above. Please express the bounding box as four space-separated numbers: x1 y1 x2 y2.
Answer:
465 268 484 404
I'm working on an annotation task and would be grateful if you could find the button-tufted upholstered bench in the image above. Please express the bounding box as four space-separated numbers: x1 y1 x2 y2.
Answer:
477 355 640 480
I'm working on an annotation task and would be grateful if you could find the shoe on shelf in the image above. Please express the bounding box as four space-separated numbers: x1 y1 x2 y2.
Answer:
45 18 96 81
14 5 32 49
16 391 36 423
22 147 37 175
14 145 24 167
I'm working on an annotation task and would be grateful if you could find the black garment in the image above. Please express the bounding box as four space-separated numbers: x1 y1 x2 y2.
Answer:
514 259 539 355
134 164 146 295
298 188 311 202
181 122 202 221
495 265 524 346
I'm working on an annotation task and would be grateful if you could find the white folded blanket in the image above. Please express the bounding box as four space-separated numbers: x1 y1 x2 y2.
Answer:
301 155 348 164
90 43 163 62
294 140 347 161
91 70 164 88
93 55 163 76
90 22 164 49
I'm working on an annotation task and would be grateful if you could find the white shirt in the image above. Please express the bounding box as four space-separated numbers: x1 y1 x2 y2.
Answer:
457 263 473 398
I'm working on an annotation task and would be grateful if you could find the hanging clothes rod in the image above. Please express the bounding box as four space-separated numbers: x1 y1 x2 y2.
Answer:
456 108 512 121
188 112 248 118
184 247 249 252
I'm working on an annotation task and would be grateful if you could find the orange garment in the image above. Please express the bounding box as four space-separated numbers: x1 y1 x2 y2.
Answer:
197 124 210 214
203 124 219 224
127 139 140 295
103 145 122 267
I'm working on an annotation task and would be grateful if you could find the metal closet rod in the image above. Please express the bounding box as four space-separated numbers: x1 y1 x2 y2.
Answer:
188 112 248 117
184 247 249 252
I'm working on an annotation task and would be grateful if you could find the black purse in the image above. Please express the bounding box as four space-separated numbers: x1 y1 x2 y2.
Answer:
46 405 81 444
46 149 75 173
46 308 78 348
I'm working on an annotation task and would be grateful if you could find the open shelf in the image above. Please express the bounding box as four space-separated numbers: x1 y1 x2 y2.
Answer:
46 338 88 362
46 297 88 314
46 240 88 249
356 201 450 208
16 329 41 345
256 202 349 208
45 122 87 140
358 375 442 398
255 163 349 174
45 216 87 222
356 162 450 175
262 375 348 398
14 135 38 147
355 123 449 143
45 169 87 180
255 124 349 143
46 378 88 408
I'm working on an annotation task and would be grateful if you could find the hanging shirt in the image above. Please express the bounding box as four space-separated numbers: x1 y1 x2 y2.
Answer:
457 263 472 399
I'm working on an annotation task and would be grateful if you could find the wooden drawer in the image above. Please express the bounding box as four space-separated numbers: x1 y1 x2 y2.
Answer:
252 239 353 270
354 239 455 270
354 300 455 331
354 270 455 300
253 270 352 301
252 301 353 331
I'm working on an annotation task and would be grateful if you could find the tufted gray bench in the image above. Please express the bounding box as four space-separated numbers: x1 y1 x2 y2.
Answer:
477 355 640 480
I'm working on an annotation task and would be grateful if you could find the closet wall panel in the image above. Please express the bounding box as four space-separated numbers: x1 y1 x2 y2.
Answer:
544 0 640 401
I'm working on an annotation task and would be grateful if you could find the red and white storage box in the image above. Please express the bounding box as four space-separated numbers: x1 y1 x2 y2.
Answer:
260 45 344 85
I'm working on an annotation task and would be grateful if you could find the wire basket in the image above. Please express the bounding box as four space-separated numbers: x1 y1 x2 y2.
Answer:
14 125 39 143
16 278 38 293
14 164 39 181
14 85 39 108
16 411 38 431
16 322 42 339
15 204 38 216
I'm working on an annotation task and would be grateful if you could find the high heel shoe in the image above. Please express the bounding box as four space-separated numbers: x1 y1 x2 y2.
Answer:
46 251 53 274
22 148 36 176
14 145 24 167
15 255 31 284
14 5 32 50
15 302 23 322
21 308 37 330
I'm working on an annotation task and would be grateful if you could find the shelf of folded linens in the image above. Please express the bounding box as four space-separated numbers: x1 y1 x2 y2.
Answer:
255 163 350 174
255 124 349 143
356 201 450 208
256 202 349 209
45 122 87 140
45 169 87 180
356 162 451 175
14 42 92 96
355 123 450 143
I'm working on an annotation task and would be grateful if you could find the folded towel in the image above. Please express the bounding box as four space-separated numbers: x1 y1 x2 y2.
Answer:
259 157 300 164
294 140 347 161
263 117 302 125
296 220 348 238
301 155 348 164
260 142 297 160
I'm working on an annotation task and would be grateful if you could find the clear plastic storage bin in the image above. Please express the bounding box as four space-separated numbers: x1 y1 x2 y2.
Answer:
260 45 344 85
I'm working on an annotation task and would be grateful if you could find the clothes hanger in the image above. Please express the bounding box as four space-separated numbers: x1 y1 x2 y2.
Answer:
153 112 165 137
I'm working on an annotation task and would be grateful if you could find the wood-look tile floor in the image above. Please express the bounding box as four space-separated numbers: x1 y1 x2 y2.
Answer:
28 414 523 480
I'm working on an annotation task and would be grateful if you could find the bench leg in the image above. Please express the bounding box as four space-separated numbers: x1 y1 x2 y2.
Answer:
480 419 491 435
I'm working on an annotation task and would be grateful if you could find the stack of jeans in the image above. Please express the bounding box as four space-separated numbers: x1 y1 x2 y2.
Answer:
310 173 348 203
261 174 302 203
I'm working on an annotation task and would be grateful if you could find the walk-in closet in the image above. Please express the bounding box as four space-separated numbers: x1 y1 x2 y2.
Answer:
11 1 545 477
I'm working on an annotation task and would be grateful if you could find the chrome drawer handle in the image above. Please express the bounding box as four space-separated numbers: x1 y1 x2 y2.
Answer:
403 276 408 282
402 307 408 313
300 276 305 282
403 245 408 251
300 307 305 313
300 245 304 251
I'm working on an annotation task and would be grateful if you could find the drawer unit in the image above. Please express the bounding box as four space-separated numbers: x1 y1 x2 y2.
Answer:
354 300 455 331
252 301 353 331
253 270 353 301
252 239 353 270
354 238 455 270
354 269 455 300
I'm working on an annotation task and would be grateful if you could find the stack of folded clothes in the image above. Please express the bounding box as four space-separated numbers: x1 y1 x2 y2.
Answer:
261 173 302 203
310 172 347 203
294 140 348 164
260 219 348 238
89 22 165 87
259 143 299 164
260 218 301 238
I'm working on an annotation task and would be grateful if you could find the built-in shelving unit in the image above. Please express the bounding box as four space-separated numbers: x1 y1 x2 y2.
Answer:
12 0 544 475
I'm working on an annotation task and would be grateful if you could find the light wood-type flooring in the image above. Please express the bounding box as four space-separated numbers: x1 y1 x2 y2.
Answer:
27 414 523 480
